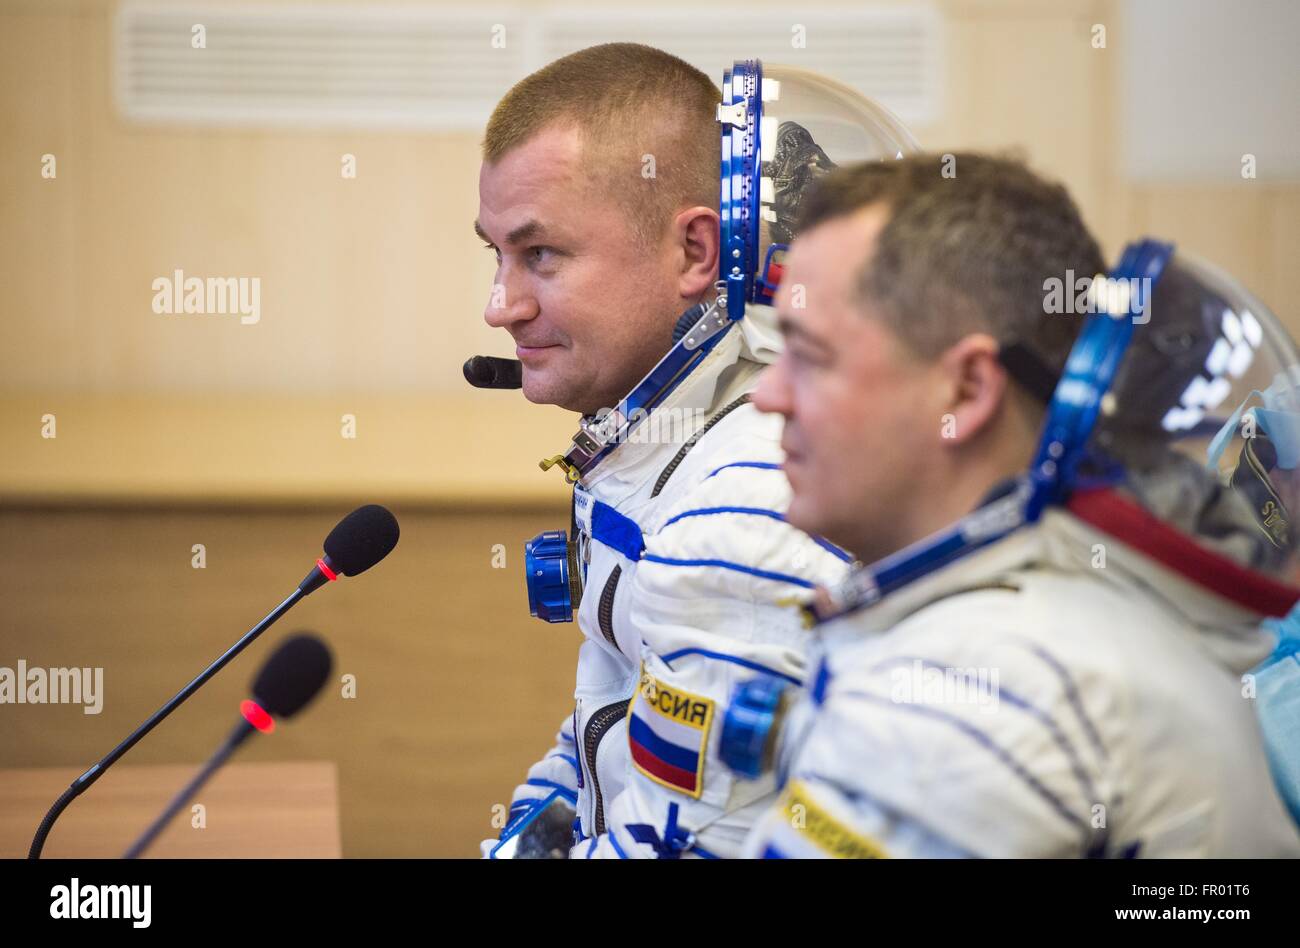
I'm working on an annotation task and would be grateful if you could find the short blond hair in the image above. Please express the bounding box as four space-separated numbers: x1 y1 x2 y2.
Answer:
482 43 721 246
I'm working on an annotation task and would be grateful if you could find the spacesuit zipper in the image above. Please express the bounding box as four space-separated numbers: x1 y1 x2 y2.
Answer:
597 566 621 648
583 698 630 835
651 393 751 497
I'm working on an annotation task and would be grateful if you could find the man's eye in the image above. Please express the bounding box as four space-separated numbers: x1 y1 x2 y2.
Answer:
527 246 556 265
788 344 828 368
482 242 501 262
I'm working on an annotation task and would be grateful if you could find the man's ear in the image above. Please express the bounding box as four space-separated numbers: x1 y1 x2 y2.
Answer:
935 333 1008 446
673 205 721 299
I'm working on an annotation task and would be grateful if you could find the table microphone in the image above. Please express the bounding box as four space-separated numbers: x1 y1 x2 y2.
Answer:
28 504 399 859
123 633 333 858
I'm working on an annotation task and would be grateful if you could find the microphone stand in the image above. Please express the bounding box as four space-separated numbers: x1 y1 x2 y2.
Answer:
122 719 257 859
28 587 306 859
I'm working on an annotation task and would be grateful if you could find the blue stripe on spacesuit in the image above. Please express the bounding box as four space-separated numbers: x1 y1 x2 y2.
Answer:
761 844 789 859
661 507 854 565
1023 642 1109 764
811 658 831 706
589 499 646 561
842 689 1091 839
662 505 786 529
547 752 581 778
526 778 578 805
659 647 802 687
590 472 848 588
607 831 629 859
704 461 783 479
812 536 854 562
866 655 1101 808
641 554 814 588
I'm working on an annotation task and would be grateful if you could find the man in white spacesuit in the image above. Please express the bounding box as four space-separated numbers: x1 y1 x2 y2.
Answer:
737 152 1300 857
473 45 916 856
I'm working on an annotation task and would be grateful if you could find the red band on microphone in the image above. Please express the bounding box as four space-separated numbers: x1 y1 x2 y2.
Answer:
316 557 338 581
240 699 276 734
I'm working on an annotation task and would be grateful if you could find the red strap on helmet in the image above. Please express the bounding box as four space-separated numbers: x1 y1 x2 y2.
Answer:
1066 487 1300 618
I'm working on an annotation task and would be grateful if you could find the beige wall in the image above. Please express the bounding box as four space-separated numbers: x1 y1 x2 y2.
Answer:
2 0 1297 506
3 0 1297 859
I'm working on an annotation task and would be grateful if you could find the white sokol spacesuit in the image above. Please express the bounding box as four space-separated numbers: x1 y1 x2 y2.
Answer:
738 247 1300 858
481 60 918 858
746 498 1300 858
511 302 851 859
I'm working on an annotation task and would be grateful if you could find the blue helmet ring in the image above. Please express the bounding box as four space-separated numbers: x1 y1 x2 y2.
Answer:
717 61 919 321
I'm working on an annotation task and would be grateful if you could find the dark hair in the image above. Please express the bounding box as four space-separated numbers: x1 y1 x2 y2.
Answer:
797 152 1106 380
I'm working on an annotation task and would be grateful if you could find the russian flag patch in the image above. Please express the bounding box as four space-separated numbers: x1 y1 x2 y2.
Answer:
629 665 715 799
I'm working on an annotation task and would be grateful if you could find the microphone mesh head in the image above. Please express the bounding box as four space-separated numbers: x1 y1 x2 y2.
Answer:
252 634 333 719
463 356 523 390
323 504 400 576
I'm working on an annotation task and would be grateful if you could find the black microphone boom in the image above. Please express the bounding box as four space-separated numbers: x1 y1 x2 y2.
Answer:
123 633 333 859
28 506 397 859
463 355 523 390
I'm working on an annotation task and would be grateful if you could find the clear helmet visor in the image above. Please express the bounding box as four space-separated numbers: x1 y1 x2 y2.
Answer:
758 65 918 243
738 64 918 301
1093 251 1300 584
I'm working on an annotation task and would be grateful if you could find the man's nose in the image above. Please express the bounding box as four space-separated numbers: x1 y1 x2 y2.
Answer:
483 272 539 329
752 357 792 418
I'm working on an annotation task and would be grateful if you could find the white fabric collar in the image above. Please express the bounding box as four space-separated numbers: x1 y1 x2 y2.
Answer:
819 505 1276 676
577 302 780 501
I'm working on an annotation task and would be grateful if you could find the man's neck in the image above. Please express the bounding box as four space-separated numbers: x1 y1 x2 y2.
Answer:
877 451 1030 565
